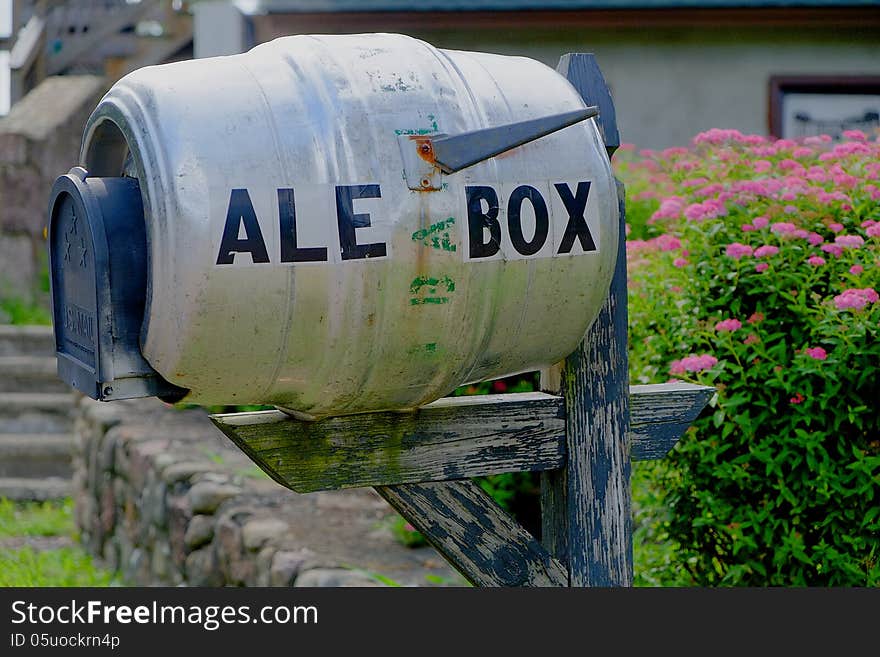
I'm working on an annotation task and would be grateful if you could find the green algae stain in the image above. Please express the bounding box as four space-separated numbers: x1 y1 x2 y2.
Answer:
394 127 436 136
394 115 439 136
409 274 454 306
405 342 442 358
411 218 456 252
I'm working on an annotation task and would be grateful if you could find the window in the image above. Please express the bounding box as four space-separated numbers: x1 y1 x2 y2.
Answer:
768 76 880 140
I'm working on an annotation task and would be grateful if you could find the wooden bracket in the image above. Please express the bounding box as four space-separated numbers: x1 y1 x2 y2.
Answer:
211 392 566 493
376 481 568 587
210 384 712 494
210 382 711 587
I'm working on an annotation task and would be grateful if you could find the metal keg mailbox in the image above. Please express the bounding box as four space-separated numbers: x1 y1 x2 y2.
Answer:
47 33 620 419
47 33 716 589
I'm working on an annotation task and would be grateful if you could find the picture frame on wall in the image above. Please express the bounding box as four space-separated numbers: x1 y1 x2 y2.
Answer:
768 76 880 140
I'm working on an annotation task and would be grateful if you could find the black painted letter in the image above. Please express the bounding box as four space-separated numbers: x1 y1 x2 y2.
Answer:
216 188 270 265
279 188 328 263
335 184 387 261
466 186 501 259
555 181 596 254
507 185 549 256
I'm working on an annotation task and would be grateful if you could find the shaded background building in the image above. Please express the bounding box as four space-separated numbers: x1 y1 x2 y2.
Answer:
0 0 878 305
0 0 192 307
194 0 880 149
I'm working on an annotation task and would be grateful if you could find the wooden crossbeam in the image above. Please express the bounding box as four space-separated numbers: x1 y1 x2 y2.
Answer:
211 393 565 493
209 383 713 494
376 481 569 587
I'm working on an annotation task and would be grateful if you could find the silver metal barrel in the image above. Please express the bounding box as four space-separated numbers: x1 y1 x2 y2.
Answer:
78 33 618 418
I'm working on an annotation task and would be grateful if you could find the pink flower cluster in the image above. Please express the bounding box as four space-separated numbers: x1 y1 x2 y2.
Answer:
833 288 879 311
693 128 764 146
684 198 728 222
715 318 742 332
619 129 880 387
627 233 682 255
804 347 827 360
821 243 843 257
726 242 753 260
836 235 865 249
743 333 760 345
770 222 798 236
651 196 686 221
754 245 779 258
669 354 718 375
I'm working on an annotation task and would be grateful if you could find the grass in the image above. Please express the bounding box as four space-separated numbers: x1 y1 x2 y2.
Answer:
1 258 52 326
0 547 118 587
0 497 120 587
0 297 51 326
0 497 74 538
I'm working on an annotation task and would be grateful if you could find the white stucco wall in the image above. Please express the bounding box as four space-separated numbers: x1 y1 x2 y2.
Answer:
413 27 880 149
197 12 880 150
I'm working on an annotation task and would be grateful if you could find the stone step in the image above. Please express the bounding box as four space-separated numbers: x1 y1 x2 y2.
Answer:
0 356 70 393
0 325 55 357
0 476 71 501
0 434 74 478
0 393 75 433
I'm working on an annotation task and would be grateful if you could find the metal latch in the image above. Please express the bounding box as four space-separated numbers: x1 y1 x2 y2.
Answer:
398 107 599 191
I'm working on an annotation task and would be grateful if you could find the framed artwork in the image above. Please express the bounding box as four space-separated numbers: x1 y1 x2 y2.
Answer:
768 76 880 140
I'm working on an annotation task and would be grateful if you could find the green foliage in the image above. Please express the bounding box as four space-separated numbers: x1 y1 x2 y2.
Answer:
37 250 50 294
351 567 403 587
451 371 540 397
0 296 52 325
631 462 693 586
618 130 880 586
423 573 468 586
0 498 74 538
0 254 52 325
0 547 119 587
0 497 119 586
388 514 428 548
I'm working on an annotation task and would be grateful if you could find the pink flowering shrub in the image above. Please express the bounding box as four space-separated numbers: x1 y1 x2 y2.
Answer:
616 129 879 586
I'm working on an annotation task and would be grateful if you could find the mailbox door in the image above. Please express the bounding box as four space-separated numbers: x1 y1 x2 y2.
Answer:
49 171 110 398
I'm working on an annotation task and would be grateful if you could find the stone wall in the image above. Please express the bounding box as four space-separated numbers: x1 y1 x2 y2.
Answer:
73 396 465 587
0 75 106 305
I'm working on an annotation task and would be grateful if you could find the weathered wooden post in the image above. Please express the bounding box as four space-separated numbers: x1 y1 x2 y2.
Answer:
211 54 712 587
45 36 713 587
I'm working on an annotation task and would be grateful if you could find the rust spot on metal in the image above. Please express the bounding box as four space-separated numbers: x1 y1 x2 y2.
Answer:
409 135 437 166
406 136 441 192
